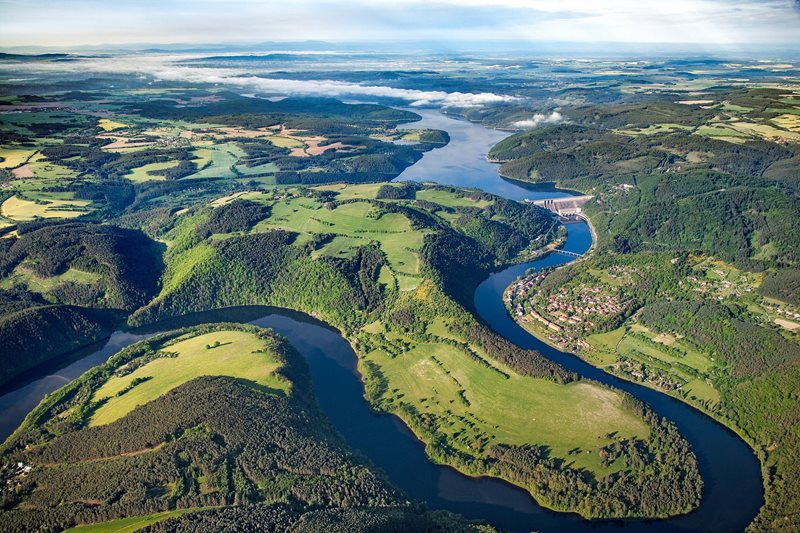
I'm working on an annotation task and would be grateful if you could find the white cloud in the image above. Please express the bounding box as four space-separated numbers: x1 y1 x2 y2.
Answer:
512 111 562 129
0 55 518 108
151 67 518 107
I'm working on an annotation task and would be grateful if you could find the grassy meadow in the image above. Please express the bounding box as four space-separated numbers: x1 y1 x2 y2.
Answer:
90 330 288 426
64 509 202 533
256 192 426 290
365 336 648 474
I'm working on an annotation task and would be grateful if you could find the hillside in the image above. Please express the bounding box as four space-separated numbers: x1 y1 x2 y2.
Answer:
119 183 702 519
488 89 800 268
0 296 120 388
493 87 800 529
507 253 800 529
0 323 489 532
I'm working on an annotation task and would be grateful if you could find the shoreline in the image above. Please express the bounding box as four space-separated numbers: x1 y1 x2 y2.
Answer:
500 214 769 521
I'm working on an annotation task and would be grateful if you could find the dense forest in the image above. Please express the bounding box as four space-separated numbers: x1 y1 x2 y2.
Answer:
112 185 701 519
488 94 800 268
143 505 491 532
0 222 166 387
0 295 119 389
0 324 432 532
1 222 163 311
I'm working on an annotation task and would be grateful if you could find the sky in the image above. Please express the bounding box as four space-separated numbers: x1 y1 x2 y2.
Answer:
0 0 799 48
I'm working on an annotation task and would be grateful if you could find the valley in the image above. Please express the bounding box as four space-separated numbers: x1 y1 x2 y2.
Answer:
1 48 797 532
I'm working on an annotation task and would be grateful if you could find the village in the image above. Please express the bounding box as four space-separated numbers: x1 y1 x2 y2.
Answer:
506 269 631 352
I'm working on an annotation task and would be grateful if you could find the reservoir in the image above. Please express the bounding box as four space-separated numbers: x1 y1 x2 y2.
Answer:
0 108 762 532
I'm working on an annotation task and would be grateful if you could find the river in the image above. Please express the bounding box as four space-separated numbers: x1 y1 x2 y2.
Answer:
0 109 762 532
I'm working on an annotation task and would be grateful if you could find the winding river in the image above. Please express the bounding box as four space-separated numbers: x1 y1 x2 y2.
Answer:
0 110 762 532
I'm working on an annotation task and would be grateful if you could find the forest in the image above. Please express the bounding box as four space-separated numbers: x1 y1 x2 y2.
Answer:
490 91 800 269
511 251 800 529
0 324 464 532
108 184 702 519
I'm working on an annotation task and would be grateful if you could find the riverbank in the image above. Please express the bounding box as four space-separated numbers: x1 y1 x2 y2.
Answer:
0 108 764 533
500 214 772 528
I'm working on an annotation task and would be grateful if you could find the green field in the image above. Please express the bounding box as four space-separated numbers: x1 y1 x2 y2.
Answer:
313 182 386 200
186 143 244 179
695 124 749 138
233 161 278 176
256 193 425 290
415 188 493 209
615 123 693 136
0 266 101 294
683 378 721 406
617 331 714 374
90 330 288 426
265 134 305 148
125 161 179 182
64 508 203 533
585 326 627 364
366 339 648 474
23 160 79 180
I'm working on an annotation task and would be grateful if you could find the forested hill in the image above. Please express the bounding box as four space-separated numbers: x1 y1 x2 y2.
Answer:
111 183 702 520
491 87 800 529
1 222 163 311
488 89 800 269
0 222 164 388
0 323 490 532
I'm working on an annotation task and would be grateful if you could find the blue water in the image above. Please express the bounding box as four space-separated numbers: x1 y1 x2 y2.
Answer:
394 108 573 201
0 110 762 532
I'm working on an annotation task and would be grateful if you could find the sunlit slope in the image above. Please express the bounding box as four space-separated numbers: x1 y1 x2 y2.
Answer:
89 330 288 426
126 183 700 519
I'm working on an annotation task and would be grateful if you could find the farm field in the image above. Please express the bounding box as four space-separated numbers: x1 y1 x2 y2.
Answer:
0 195 90 221
365 338 648 474
0 148 37 169
89 329 288 426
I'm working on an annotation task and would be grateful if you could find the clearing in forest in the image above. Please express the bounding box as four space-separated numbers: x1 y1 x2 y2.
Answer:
89 330 288 427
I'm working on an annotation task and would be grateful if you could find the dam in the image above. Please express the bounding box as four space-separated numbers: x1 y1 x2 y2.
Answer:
529 195 594 220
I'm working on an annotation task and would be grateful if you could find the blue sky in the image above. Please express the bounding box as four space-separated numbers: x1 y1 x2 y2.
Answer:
1 0 798 48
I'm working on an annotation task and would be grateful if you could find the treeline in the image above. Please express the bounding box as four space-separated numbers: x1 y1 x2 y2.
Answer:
637 301 800 378
491 124 792 186
195 199 269 237
758 268 800 307
1 222 163 311
143 505 491 533
376 183 417 200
